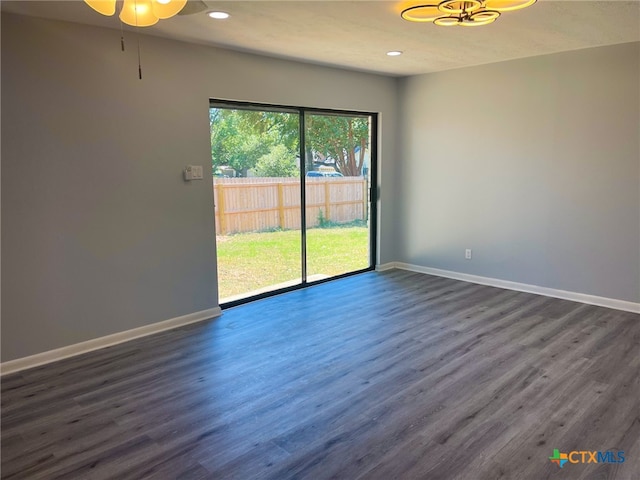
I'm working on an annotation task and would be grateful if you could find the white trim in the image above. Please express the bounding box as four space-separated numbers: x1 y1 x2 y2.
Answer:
375 262 398 272
391 263 640 314
4 263 637 376
0 307 222 376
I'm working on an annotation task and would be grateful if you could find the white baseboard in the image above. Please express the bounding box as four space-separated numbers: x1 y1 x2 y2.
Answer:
4 264 637 375
0 307 222 376
375 262 397 272
383 262 640 314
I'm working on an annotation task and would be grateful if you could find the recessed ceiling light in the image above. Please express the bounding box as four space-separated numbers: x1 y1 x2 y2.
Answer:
386 51 403 56
208 11 230 19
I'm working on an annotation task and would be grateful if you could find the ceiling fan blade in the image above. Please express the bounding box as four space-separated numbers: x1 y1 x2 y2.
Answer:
178 0 208 15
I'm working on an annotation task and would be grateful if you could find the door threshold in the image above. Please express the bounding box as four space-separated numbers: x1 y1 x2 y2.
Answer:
219 274 330 304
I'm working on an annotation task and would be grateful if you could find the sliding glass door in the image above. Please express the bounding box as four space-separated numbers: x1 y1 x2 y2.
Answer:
210 106 302 302
210 101 376 306
304 112 372 281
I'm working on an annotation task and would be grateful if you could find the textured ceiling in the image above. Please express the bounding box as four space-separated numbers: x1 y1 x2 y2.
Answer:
3 1 639 76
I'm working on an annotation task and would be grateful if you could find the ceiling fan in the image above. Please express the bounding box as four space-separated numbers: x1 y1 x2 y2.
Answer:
84 0 210 27
83 0 211 79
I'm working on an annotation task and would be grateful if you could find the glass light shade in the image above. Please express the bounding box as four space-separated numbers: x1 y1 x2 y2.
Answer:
484 0 536 12
120 0 159 26
438 0 482 14
84 0 116 16
400 5 441 22
151 0 187 19
434 15 461 26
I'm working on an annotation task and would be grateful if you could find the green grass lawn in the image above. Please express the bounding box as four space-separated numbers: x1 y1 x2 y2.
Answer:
216 227 369 300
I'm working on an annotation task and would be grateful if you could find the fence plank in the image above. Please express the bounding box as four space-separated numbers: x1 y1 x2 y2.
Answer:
217 183 227 235
277 183 285 229
362 180 367 221
324 182 331 222
213 177 367 234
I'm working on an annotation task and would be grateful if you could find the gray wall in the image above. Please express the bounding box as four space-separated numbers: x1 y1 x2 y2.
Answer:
3 12 638 363
397 42 640 303
1 13 399 361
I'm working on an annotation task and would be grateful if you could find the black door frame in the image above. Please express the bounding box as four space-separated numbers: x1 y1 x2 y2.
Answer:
210 99 378 309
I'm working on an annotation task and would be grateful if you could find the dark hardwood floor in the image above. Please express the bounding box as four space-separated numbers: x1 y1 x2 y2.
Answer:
2 270 639 480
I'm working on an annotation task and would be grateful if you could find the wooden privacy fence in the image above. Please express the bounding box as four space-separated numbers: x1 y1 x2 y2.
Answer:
213 177 368 235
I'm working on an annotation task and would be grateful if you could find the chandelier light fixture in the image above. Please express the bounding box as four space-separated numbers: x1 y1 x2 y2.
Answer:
401 0 536 27
84 0 187 27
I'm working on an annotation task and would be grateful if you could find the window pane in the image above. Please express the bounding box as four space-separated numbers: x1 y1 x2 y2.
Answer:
304 113 371 280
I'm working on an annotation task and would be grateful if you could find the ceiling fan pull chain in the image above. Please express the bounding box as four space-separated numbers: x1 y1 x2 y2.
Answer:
137 36 143 79
133 0 142 79
118 0 125 51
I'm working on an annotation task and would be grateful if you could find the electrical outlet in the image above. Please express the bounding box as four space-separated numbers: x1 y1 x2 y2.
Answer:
465 249 472 260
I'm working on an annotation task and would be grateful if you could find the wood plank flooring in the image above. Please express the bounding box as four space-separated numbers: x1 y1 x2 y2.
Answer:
2 270 639 479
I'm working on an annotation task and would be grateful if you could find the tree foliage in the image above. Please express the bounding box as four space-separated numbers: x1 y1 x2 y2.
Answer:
210 109 298 177
254 144 299 177
306 115 369 177
210 108 369 177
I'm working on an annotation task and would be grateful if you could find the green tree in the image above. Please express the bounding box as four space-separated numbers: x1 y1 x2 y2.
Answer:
306 115 369 176
210 109 299 177
261 112 299 154
254 144 299 177
210 109 269 177
211 109 369 178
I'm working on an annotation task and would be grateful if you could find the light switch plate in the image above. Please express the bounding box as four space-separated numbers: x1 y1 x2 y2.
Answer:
184 165 204 181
